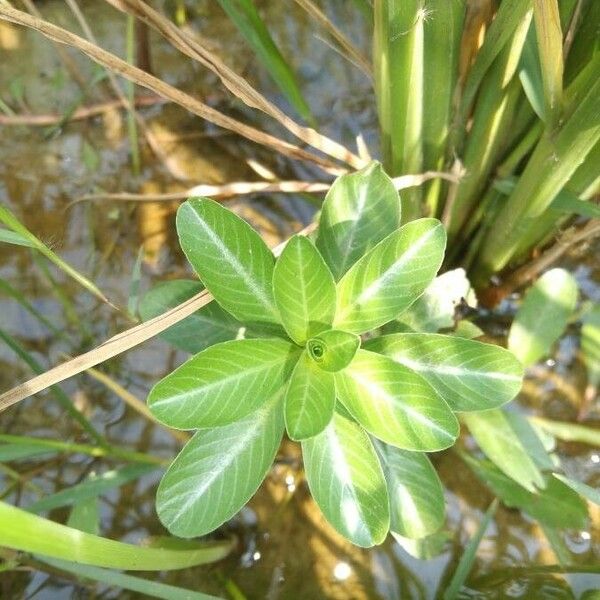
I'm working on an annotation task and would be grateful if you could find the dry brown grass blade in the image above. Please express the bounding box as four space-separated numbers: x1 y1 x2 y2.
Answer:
104 0 366 170
0 5 344 174
0 95 165 126
72 171 460 205
0 223 317 413
292 0 372 78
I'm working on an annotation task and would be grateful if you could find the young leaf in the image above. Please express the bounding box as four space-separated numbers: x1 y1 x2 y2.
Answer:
284 351 335 441
334 219 446 334
335 350 459 451
176 198 279 325
148 339 299 429
375 441 445 539
302 410 390 547
307 329 360 373
462 455 588 529
316 162 401 281
139 280 245 354
462 409 546 492
273 235 335 344
366 333 523 411
508 268 578 366
157 389 285 538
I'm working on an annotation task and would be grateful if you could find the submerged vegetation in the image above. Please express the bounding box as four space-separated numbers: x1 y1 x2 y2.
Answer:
0 0 599 598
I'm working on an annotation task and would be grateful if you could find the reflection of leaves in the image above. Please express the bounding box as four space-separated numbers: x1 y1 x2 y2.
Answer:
462 454 588 529
508 268 578 366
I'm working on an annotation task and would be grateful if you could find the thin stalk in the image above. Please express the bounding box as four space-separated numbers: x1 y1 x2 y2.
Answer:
126 13 141 176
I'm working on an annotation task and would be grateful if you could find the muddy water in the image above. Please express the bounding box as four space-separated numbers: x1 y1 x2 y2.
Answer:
0 2 599 598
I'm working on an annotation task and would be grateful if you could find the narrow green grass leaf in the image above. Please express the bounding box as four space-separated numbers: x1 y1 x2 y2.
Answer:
519 24 545 120
533 0 563 126
139 280 245 354
335 350 458 451
550 193 600 219
462 455 588 529
273 235 335 344
302 410 390 547
508 268 578 366
67 497 100 535
27 464 157 514
375 441 445 539
216 0 313 123
0 443 55 461
148 338 300 429
366 333 523 412
531 417 600 447
554 474 600 506
284 351 335 441
463 409 546 492
582 306 600 387
38 557 222 600
307 329 360 373
0 501 232 570
334 219 446 334
443 499 498 600
156 389 284 538
0 229 36 247
176 198 279 325
0 205 111 305
316 162 401 281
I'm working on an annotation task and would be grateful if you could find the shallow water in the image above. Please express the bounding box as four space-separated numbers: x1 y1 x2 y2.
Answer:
0 1 599 598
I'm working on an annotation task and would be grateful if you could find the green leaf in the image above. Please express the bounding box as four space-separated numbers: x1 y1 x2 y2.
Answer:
68 498 100 535
148 338 299 429
582 305 600 387
306 329 360 373
463 409 547 492
508 268 578 366
176 198 279 325
316 162 401 281
550 192 600 219
156 389 284 538
397 268 474 333
553 474 600 506
284 351 335 441
335 350 459 451
392 530 452 560
463 455 588 529
452 321 485 339
375 441 445 539
216 0 313 124
0 500 232 570
302 410 390 547
334 219 446 334
366 333 523 411
27 464 157 514
37 558 221 600
0 443 55 461
140 280 244 354
532 417 600 447
273 235 335 344
0 229 36 248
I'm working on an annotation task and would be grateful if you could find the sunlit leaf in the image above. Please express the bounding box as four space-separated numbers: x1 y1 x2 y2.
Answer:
375 441 445 539
392 529 451 560
553 474 600 506
397 268 474 333
302 410 390 547
157 389 285 538
334 219 446 334
284 351 335 441
273 235 335 344
508 268 578 366
148 339 299 429
176 198 279 325
316 162 401 281
366 333 523 411
335 350 458 451
0 501 232 570
463 409 547 492
307 328 360 373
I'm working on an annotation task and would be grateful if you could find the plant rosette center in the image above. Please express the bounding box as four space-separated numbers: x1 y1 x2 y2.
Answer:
306 329 360 372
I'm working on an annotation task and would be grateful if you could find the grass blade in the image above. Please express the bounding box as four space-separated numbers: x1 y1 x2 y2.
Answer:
0 501 232 570
442 499 499 600
216 0 313 123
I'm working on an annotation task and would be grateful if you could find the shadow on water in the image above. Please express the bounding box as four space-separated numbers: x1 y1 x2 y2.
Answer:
0 1 599 598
